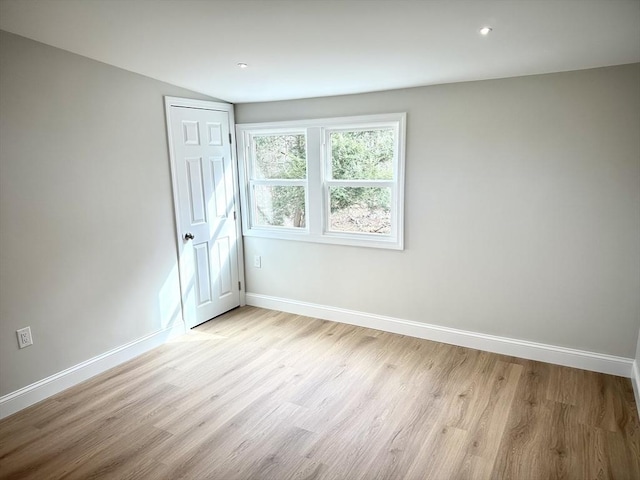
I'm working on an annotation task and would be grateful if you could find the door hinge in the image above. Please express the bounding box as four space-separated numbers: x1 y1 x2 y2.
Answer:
238 281 242 291
233 211 237 220
229 133 232 144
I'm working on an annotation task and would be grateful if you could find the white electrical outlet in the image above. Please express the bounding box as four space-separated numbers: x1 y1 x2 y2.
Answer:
254 255 262 268
16 327 33 349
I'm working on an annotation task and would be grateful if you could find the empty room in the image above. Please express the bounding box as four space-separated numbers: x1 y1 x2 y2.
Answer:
0 1 639 479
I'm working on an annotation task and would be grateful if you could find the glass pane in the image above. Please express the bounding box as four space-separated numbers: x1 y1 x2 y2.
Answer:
253 185 306 228
253 134 306 179
330 129 394 180
329 187 391 234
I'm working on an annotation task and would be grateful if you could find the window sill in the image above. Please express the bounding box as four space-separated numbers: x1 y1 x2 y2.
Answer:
242 228 404 250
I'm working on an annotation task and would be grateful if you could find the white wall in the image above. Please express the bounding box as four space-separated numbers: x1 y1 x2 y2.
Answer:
236 64 640 359
0 31 215 396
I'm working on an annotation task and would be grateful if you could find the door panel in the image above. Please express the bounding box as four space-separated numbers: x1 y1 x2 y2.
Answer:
215 235 233 297
169 105 241 328
211 156 228 218
182 121 200 145
186 157 207 224
207 123 223 145
194 243 212 306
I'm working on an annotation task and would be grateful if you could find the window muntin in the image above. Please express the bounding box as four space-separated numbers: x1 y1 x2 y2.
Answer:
237 113 405 249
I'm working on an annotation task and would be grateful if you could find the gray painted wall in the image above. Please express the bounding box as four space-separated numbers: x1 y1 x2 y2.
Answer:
236 64 640 358
0 31 215 395
637 332 640 373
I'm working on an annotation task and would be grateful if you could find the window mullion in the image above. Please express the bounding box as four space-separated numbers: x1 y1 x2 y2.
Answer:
306 126 322 236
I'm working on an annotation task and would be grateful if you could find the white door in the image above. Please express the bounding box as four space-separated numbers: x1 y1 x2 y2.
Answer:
167 101 242 328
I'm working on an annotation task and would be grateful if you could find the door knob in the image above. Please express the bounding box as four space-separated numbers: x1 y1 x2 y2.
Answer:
184 232 195 241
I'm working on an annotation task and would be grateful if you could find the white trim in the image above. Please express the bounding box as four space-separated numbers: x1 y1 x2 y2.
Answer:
245 293 634 378
632 360 640 418
236 113 407 131
228 103 247 307
0 321 185 419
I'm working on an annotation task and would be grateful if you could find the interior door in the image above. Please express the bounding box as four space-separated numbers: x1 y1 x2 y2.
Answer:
168 103 241 328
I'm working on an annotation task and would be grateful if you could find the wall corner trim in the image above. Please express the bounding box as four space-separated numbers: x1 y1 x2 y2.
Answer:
632 361 640 418
0 320 186 419
245 293 634 378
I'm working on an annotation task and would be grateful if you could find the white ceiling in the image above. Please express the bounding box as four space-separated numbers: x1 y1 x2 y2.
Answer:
1 0 639 103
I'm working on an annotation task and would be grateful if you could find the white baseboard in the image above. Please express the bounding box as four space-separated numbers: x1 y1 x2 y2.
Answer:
246 293 633 378
0 320 185 419
632 361 640 418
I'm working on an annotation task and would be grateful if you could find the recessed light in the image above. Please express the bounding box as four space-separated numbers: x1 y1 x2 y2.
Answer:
479 26 493 36
237 63 248 69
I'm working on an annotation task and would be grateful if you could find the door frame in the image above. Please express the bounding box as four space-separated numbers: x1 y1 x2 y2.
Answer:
164 96 246 330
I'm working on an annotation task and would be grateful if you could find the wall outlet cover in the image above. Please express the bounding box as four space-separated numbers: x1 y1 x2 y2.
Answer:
17 327 33 349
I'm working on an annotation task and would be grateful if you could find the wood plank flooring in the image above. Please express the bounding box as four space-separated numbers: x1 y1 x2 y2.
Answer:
1 306 638 479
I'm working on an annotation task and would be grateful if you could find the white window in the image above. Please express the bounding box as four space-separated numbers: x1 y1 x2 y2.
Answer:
236 113 406 249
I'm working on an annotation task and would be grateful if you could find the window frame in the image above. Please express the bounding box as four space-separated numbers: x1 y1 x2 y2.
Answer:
236 113 406 250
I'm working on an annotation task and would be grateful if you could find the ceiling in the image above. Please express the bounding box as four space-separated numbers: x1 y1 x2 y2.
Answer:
1 0 639 103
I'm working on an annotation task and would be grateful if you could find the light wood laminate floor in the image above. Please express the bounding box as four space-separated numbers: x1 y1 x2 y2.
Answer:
1 307 638 479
